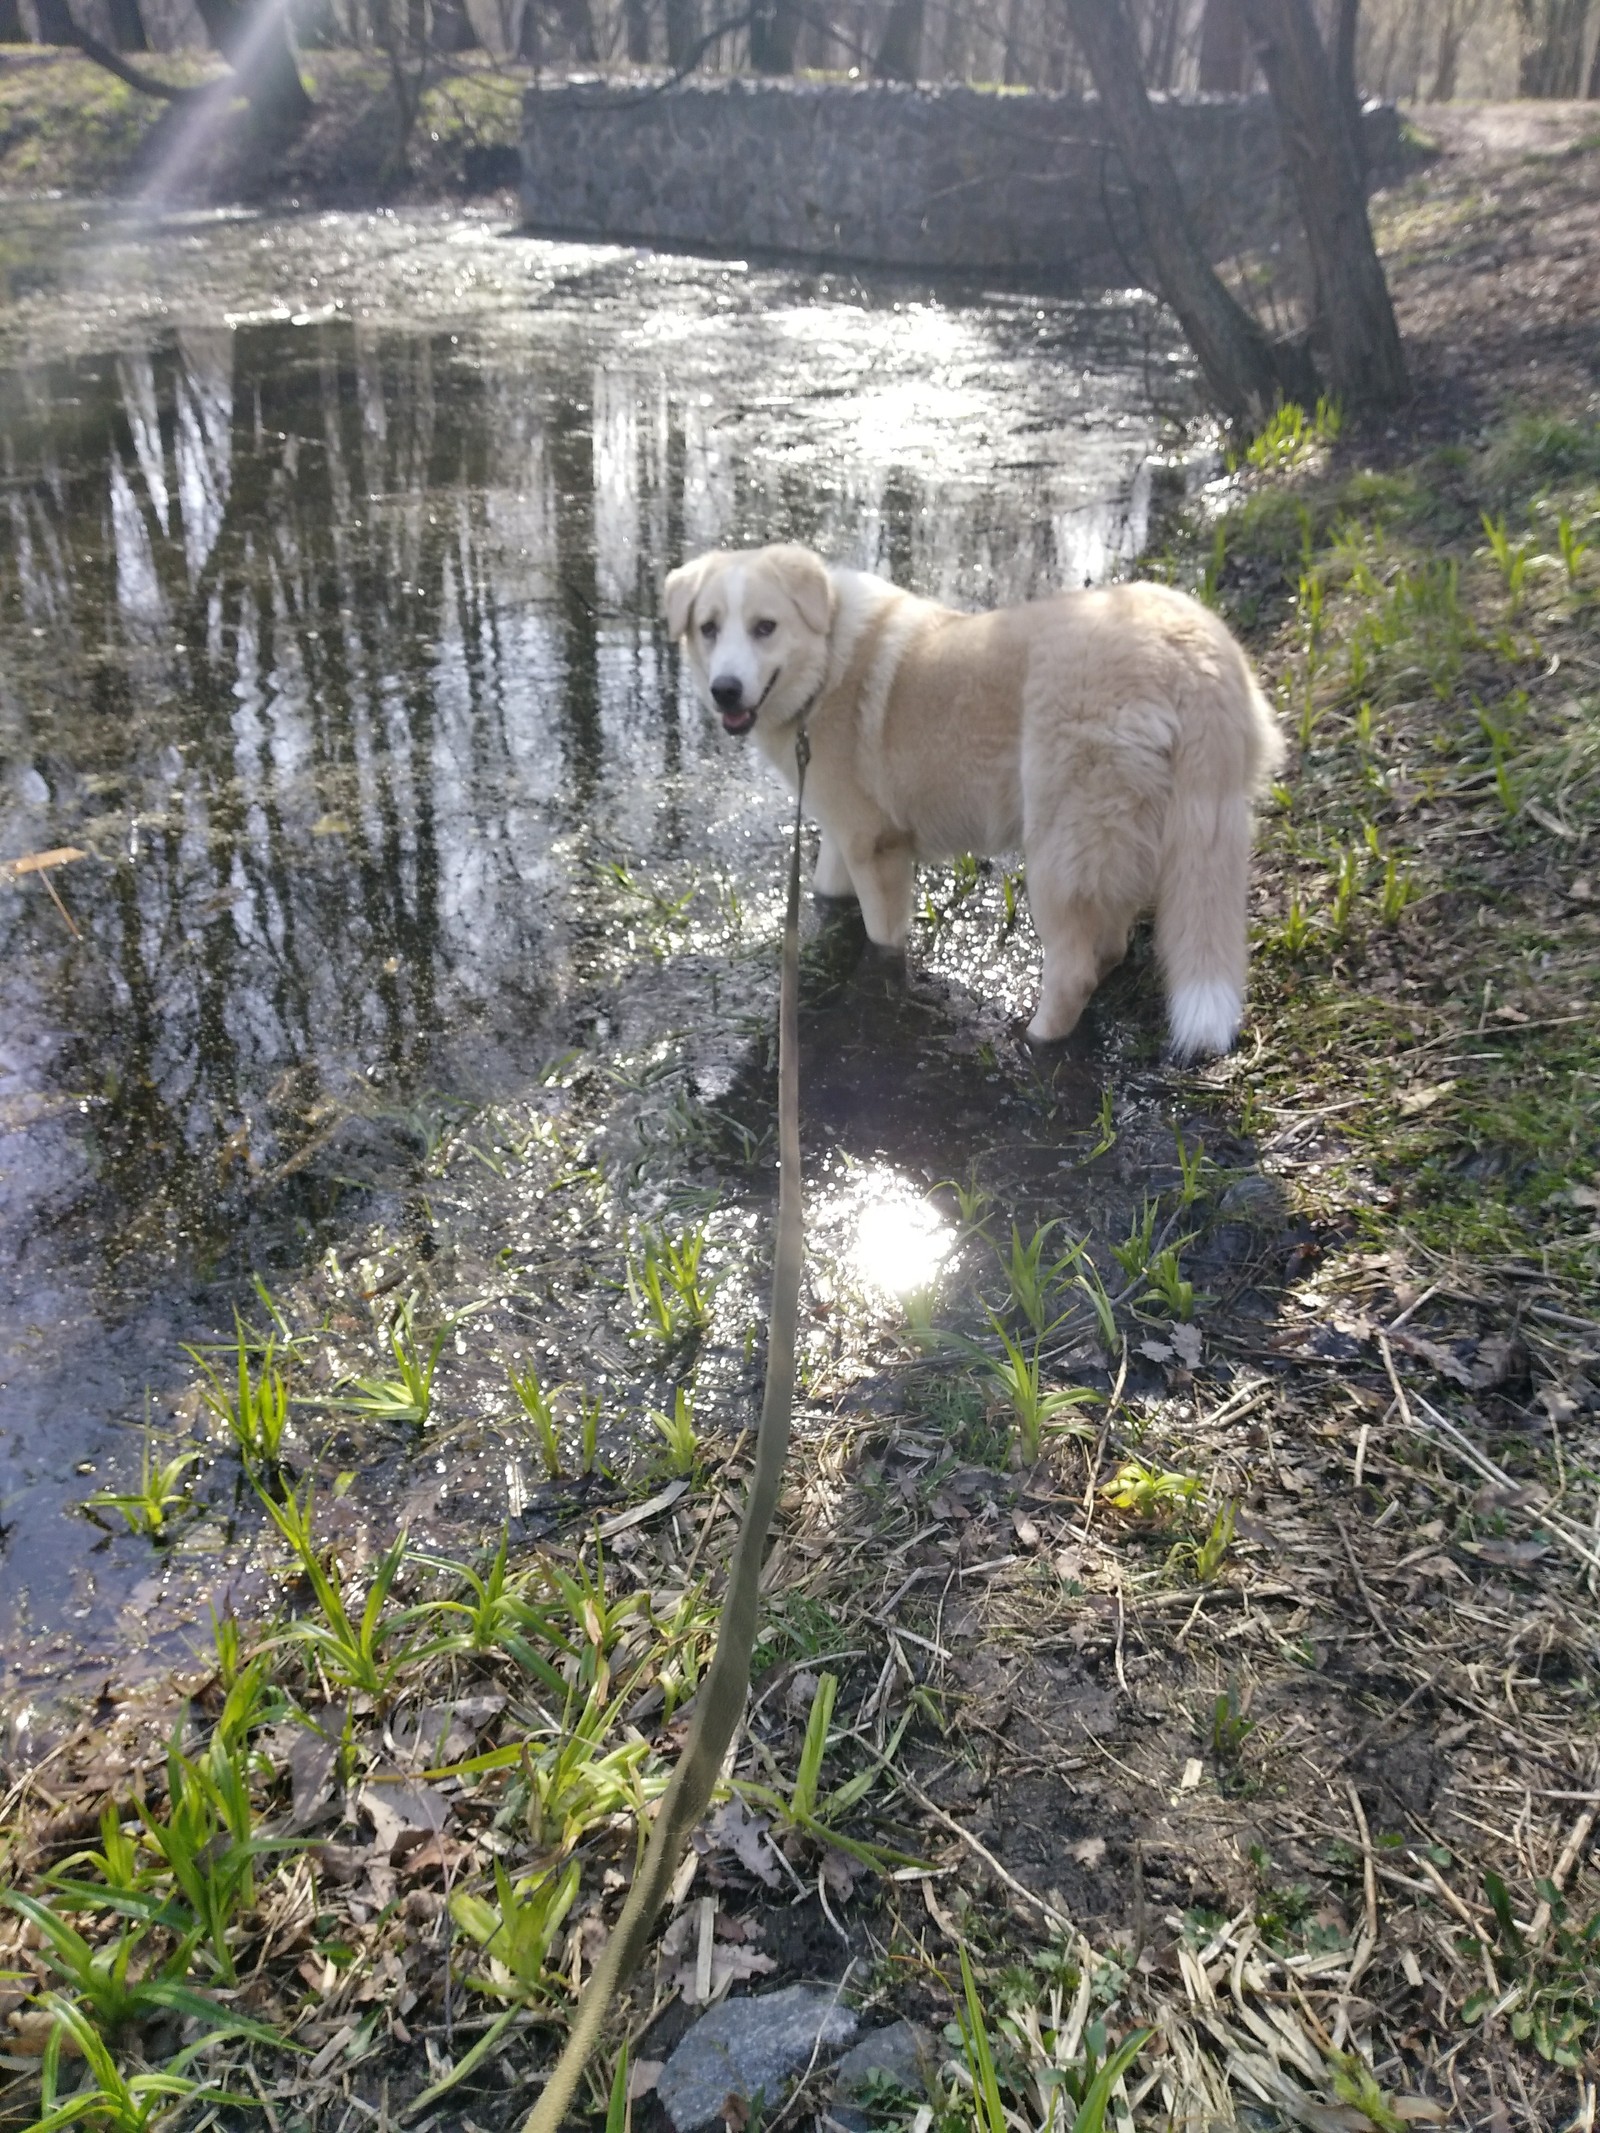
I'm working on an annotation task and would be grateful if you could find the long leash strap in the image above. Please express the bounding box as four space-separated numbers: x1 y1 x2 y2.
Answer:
522 731 810 2133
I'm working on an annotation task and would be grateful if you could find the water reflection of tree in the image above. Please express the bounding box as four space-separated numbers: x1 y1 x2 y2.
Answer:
0 318 597 1280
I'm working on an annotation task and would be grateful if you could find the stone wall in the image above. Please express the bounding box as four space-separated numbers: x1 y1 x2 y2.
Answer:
519 79 1400 289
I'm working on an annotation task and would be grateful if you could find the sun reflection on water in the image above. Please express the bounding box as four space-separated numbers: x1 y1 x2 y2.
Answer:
828 1165 955 1302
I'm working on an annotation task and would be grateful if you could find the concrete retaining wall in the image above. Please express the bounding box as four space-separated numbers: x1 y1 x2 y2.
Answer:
519 78 1400 289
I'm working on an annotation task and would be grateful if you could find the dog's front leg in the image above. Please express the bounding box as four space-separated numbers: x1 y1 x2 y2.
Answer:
813 830 856 902
849 833 916 949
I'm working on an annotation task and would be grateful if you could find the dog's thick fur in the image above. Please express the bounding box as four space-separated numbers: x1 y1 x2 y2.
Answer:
664 543 1284 1057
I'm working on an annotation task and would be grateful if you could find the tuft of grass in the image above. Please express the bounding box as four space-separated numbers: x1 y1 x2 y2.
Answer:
649 1385 701 1476
84 1434 200 1541
338 1294 448 1425
983 1318 1098 1463
186 1314 290 1471
625 1221 713 1351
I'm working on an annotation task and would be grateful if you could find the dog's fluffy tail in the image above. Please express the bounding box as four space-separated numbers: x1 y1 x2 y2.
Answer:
1157 655 1284 1061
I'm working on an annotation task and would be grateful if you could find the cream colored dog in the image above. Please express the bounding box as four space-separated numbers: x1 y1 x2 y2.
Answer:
664 543 1283 1057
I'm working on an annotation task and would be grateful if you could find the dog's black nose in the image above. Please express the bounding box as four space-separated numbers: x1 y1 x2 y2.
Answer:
710 675 744 713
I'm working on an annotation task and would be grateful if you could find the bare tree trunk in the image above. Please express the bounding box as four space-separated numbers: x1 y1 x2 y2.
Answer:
1331 0 1364 181
106 0 149 49
1516 0 1591 91
1003 0 1027 80
431 0 480 47
35 0 80 40
1237 0 1407 405
547 0 596 56
664 0 697 62
1061 0 1302 422
874 0 922 76
750 0 800 69
1197 0 1247 86
191 0 315 127
0 0 23 40
623 0 649 59
517 0 540 58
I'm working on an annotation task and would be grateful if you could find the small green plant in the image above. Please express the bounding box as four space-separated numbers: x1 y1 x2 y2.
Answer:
1109 1198 1158 1284
1210 1685 1255 1762
1000 866 1024 932
1244 395 1342 472
998 1222 1085 1336
0 1894 265 2041
626 1223 712 1350
186 1314 289 1470
579 1391 602 1475
510 1361 567 1479
261 1482 442 1701
1462 1870 1600 2068
1481 511 1532 614
1172 1130 1212 1207
1142 1246 1196 1321
27 1995 256 2133
1102 1460 1202 1519
1278 888 1313 955
1074 1258 1119 1351
1089 1085 1117 1158
85 1434 200 1540
984 1318 1098 1463
1329 842 1362 936
1556 512 1591 586
420 1531 573 1694
1378 850 1416 923
649 1386 700 1476
340 1294 448 1425
1476 692 1528 819
1183 1500 1237 1583
450 1856 582 2005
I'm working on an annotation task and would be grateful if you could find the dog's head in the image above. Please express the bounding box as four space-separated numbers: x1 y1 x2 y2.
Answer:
663 544 834 739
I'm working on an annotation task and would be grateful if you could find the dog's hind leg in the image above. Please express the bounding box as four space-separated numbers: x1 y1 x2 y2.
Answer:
1024 889 1105 1044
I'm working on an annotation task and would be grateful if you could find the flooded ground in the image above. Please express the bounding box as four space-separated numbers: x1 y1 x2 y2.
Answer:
0 199 1219 1724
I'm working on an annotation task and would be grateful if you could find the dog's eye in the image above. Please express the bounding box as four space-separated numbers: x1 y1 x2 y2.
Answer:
752 618 777 640
699 618 719 641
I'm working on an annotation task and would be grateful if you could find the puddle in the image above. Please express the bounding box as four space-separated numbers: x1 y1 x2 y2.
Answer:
0 200 1228 1719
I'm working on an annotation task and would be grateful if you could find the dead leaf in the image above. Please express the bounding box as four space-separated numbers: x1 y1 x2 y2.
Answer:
1169 1323 1202 1368
1138 1339 1174 1364
1011 1511 1041 1549
1461 1537 1551 1567
820 1846 862 1900
670 1942 776 2005
1068 1836 1107 1869
628 2060 665 2101
1398 1080 1455 1115
395 1830 474 1878
1391 1331 1477 1387
360 1778 450 1860
391 1695 505 1770
705 1799 783 1888
278 1703 347 1830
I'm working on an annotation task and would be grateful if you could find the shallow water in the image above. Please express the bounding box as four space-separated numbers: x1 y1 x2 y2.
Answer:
0 200 1212 1723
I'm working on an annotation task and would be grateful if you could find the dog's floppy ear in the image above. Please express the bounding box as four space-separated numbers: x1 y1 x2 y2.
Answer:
767 545 834 638
663 555 711 641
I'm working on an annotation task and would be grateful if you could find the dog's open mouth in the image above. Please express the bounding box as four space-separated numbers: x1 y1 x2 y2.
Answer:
720 705 757 736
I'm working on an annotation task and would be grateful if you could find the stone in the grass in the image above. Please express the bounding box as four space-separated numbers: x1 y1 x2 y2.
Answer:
832 2019 935 2097
657 1983 859 2132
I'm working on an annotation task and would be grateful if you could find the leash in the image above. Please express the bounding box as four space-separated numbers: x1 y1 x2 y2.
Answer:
522 727 811 2133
